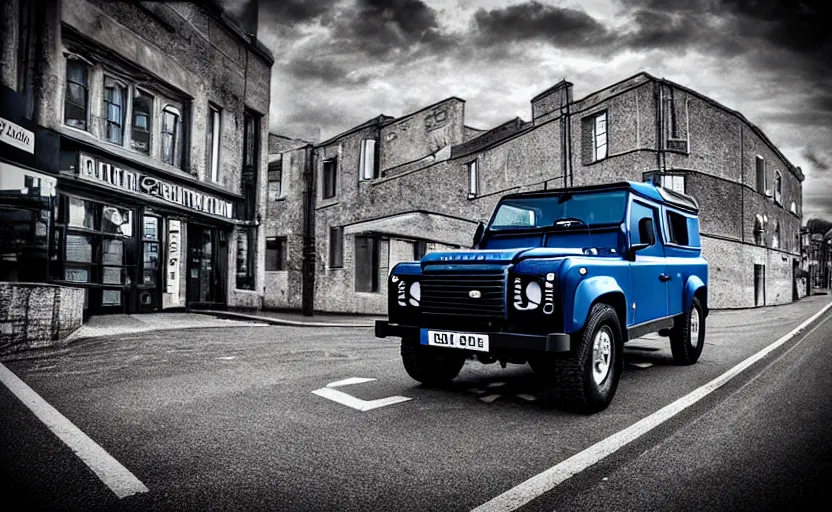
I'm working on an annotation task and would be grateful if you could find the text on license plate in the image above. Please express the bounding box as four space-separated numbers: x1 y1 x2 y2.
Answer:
425 330 489 352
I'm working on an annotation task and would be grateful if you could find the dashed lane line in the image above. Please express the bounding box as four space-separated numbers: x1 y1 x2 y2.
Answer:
0 364 149 499
472 301 832 512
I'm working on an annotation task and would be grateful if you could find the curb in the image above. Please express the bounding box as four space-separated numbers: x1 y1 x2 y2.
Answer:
190 310 377 328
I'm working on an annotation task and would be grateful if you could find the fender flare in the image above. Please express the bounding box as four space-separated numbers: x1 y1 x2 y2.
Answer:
684 275 707 314
570 276 626 333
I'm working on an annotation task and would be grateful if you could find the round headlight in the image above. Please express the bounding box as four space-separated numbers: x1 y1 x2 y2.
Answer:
524 281 541 307
408 281 421 306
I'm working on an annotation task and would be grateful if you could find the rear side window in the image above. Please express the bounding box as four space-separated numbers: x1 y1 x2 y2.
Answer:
666 210 689 246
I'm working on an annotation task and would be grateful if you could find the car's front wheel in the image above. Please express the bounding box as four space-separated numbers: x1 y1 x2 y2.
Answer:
552 303 623 413
669 296 705 365
401 341 466 386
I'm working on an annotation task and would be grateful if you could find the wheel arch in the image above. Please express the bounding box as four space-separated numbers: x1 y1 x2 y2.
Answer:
684 276 708 317
570 275 627 335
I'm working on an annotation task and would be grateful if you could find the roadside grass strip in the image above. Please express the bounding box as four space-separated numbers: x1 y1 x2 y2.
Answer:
472 301 832 512
0 364 149 499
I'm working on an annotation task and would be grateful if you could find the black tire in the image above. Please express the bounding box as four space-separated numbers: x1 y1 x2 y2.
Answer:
552 303 623 413
401 341 466 386
670 296 705 365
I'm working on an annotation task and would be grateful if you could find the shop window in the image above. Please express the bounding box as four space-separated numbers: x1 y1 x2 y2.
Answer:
68 197 95 229
64 59 88 130
103 76 127 145
268 157 283 201
161 105 181 167
355 236 379 293
142 216 160 285
329 226 343 268
207 104 221 182
102 206 132 236
131 90 153 154
266 237 287 271
322 157 337 199
467 160 479 198
583 111 607 163
359 139 378 180
236 227 256 290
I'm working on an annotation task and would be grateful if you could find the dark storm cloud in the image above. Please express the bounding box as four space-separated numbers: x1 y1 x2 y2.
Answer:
330 0 457 57
804 149 831 173
283 57 372 86
472 1 613 48
258 0 336 25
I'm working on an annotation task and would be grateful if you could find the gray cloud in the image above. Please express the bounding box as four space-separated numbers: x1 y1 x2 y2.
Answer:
472 1 613 48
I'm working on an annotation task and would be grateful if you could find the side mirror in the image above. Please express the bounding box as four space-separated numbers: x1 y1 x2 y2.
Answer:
628 243 650 261
472 221 485 248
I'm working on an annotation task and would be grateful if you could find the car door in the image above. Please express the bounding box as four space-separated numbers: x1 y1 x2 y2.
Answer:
628 199 669 326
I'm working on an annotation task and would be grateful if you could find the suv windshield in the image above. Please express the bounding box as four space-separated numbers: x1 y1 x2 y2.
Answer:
489 190 628 230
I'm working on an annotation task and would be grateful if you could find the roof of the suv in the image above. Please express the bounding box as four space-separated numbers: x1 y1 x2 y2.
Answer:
502 181 700 214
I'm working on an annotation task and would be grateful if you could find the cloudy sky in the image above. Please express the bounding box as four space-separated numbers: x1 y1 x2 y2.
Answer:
223 0 831 221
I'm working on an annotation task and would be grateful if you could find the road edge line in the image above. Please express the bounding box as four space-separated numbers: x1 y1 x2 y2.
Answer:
0 364 149 499
471 300 832 512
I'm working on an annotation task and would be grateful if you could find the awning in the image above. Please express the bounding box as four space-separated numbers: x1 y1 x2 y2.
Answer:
343 211 477 247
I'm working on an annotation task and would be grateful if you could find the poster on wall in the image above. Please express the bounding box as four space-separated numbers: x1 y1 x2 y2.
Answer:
167 219 181 304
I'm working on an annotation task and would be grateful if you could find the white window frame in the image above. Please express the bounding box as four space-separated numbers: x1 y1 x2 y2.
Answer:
359 139 377 181
467 159 478 197
130 88 154 155
661 174 685 194
161 105 181 167
592 112 608 161
103 76 128 145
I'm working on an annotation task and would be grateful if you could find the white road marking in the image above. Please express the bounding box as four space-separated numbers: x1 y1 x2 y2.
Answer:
0 364 149 499
312 377 411 411
472 301 832 512
467 388 487 395
516 394 538 402
479 394 502 404
216 356 236 360
486 381 507 388
326 377 376 388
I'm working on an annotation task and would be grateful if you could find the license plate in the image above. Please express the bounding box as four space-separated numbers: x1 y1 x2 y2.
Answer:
425 330 489 352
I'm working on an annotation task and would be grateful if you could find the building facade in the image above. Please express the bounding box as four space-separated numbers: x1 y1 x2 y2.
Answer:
0 0 273 316
266 72 803 313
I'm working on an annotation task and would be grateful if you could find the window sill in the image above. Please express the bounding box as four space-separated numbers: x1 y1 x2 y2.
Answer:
316 200 340 211
327 266 344 270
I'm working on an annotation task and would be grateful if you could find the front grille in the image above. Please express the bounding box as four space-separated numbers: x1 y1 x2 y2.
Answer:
419 270 505 325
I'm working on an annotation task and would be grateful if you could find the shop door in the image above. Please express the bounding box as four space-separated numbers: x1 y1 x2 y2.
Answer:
187 227 227 306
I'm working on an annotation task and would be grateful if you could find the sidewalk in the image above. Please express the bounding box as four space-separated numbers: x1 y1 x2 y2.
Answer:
63 313 268 343
192 309 383 328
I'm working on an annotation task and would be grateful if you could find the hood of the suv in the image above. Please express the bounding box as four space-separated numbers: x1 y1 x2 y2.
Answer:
420 247 588 267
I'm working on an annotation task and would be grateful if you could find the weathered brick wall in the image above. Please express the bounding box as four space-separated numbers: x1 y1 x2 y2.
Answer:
380 99 465 172
0 282 84 353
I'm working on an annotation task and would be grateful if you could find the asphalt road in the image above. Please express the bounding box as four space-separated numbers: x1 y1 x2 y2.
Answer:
2 298 831 511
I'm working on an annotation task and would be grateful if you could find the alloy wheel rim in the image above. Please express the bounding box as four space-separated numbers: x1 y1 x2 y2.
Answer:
592 326 613 385
690 308 701 348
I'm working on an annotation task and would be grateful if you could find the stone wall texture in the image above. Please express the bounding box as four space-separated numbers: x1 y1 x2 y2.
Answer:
267 72 804 314
0 282 84 353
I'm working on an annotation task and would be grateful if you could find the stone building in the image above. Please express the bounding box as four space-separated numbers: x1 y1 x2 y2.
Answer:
265 72 803 313
0 0 273 316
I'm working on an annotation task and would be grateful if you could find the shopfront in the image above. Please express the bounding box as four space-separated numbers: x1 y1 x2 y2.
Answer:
50 149 240 315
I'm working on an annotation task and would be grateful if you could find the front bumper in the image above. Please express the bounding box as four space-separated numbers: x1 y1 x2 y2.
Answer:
374 320 571 353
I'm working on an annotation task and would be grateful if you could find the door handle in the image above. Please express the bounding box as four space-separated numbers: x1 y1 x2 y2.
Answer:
659 273 671 282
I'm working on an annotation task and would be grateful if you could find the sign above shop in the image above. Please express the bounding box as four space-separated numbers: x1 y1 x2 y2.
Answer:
0 116 34 154
76 152 234 220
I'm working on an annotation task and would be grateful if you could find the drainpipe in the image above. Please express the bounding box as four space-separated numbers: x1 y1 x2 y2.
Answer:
654 81 664 179
301 144 316 316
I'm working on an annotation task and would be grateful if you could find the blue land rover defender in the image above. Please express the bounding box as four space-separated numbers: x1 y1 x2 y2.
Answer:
375 181 708 413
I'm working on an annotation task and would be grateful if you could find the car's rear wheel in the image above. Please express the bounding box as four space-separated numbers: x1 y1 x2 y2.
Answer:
401 341 466 386
549 303 623 413
670 296 705 365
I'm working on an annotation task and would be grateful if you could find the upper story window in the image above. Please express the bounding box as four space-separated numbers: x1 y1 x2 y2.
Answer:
268 157 283 201
64 59 89 130
359 139 378 180
207 105 222 182
660 174 685 194
241 110 260 220
755 156 766 194
161 106 181 167
772 221 780 249
323 157 337 199
467 159 479 198
774 170 782 205
754 214 765 245
582 111 608 163
790 201 798 215
131 90 153 154
103 77 127 145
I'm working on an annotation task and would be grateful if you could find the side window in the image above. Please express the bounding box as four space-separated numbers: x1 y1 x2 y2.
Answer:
628 201 662 256
666 210 690 246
